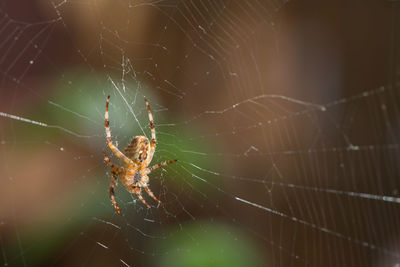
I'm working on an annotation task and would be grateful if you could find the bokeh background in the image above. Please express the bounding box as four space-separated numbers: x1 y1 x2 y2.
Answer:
1 0 400 266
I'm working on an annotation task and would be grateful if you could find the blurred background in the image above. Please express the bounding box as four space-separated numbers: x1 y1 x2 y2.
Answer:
1 0 400 266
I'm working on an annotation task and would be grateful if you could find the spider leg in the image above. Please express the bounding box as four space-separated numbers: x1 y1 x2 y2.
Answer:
145 99 156 161
103 153 123 172
130 186 151 208
104 152 124 215
147 159 177 173
105 96 136 166
144 187 162 205
110 170 122 215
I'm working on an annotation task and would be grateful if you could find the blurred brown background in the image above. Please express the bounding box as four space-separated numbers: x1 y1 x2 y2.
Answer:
1 0 400 266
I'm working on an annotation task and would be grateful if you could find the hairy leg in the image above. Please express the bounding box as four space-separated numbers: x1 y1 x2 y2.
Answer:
103 153 123 172
104 152 124 215
129 186 150 208
110 171 122 215
147 159 177 173
145 99 156 162
105 96 135 166
144 187 162 204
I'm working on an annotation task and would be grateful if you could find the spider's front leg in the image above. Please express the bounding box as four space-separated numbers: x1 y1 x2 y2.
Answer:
104 153 123 215
144 187 162 205
129 186 151 208
110 171 122 215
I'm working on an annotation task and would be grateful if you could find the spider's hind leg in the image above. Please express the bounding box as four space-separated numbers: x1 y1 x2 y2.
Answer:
145 99 157 160
103 153 123 171
105 96 136 167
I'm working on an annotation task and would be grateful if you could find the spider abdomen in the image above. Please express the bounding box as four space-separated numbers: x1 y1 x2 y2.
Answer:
123 135 150 162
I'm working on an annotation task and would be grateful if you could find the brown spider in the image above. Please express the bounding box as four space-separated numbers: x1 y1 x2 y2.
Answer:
104 96 177 215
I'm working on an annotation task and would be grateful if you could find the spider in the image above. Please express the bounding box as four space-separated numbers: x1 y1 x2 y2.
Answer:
103 95 177 215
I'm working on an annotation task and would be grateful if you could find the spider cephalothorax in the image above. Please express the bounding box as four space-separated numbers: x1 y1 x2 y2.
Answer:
103 96 177 215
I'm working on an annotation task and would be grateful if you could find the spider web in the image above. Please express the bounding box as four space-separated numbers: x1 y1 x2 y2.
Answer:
1 0 400 266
